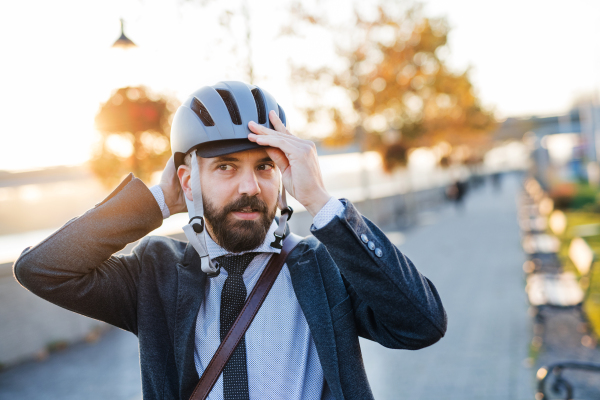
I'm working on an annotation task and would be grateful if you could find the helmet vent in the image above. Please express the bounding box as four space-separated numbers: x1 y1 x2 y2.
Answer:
191 97 215 127
216 89 242 125
251 88 267 124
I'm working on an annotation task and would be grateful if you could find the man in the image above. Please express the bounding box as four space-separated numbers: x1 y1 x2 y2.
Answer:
14 81 447 400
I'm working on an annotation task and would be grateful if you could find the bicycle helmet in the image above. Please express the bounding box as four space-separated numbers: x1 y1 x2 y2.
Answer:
171 81 292 277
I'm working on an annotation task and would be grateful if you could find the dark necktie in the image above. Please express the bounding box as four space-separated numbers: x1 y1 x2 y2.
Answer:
215 252 259 400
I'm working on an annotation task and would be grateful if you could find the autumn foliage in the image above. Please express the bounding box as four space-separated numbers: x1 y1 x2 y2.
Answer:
288 2 496 170
91 87 176 187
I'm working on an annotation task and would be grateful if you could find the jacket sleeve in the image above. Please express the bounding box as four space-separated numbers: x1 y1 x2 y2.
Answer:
311 199 447 350
12 174 163 334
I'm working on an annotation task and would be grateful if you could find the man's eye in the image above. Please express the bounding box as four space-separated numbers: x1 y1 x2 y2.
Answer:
258 164 274 171
218 165 234 171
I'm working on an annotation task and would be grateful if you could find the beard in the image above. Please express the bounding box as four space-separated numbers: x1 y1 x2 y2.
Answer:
203 194 278 253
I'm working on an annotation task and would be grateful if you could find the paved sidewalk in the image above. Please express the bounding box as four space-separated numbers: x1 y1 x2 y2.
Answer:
0 173 534 399
0 327 141 400
360 173 535 399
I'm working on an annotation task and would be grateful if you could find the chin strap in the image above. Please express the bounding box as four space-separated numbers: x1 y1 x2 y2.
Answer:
182 150 221 277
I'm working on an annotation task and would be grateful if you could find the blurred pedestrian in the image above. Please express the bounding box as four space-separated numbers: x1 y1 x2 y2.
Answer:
447 179 468 209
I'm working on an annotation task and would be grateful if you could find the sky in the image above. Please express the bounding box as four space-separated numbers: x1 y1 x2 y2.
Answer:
1 0 599 171
425 0 600 118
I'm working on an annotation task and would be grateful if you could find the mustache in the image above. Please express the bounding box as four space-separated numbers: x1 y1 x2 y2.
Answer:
222 195 269 214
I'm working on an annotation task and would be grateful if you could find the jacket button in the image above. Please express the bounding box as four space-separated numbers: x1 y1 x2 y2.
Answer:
361 234 369 243
368 242 375 250
375 248 383 257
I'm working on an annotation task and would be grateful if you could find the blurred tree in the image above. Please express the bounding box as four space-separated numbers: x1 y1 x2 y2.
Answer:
287 1 496 170
92 87 176 187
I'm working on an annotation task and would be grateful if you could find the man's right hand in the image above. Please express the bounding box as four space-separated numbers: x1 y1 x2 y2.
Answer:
158 156 187 215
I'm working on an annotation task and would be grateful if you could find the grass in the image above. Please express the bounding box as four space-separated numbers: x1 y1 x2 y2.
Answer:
557 211 600 338
570 183 600 211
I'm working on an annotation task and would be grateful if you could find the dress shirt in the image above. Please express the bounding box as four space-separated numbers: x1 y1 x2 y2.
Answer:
149 185 170 219
149 187 344 399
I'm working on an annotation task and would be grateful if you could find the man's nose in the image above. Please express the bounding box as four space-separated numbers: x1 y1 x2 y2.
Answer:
238 169 261 197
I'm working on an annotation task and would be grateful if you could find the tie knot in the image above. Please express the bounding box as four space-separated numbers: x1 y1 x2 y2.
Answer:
215 252 259 276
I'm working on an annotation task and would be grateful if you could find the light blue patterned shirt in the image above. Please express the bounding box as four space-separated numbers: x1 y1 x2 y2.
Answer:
150 188 343 399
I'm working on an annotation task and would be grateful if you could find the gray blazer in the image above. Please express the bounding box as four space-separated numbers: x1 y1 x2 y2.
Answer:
14 174 447 400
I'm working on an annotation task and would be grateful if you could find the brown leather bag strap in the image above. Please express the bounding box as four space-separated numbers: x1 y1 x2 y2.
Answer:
189 233 303 400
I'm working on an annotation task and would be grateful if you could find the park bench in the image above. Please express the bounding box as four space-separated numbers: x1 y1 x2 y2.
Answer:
518 179 566 274
528 237 600 398
519 209 561 271
536 361 600 399
525 237 597 325
519 180 600 398
522 234 560 256
519 215 547 233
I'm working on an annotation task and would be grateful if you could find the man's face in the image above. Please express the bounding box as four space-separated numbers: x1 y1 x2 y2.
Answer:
179 148 280 253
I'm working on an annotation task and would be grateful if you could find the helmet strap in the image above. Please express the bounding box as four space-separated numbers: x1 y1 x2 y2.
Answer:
181 149 221 277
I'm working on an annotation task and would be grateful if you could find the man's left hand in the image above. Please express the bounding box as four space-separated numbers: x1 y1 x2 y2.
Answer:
248 111 331 217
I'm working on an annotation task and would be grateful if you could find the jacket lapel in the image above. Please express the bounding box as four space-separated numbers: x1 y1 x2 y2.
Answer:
175 244 206 399
288 247 343 400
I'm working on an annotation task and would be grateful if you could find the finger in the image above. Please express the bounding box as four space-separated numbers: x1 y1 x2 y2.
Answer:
269 110 288 134
248 120 285 137
264 147 290 174
267 110 296 137
248 132 313 158
248 132 310 156
248 121 306 145
248 121 304 142
161 156 175 181
167 156 177 177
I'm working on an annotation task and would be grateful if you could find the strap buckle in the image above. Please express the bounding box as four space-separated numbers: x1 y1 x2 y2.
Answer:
270 232 284 250
189 216 205 233
206 261 221 278
280 206 293 220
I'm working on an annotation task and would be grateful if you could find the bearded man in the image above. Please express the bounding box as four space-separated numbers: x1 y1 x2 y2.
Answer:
14 82 447 400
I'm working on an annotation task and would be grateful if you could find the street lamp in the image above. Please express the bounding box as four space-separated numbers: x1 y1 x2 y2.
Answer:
108 18 140 89
112 19 136 49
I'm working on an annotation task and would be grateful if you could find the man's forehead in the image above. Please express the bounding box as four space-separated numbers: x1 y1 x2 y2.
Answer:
206 148 271 163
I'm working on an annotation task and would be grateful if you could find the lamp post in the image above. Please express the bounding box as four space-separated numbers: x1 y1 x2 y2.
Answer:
112 19 136 49
107 18 140 90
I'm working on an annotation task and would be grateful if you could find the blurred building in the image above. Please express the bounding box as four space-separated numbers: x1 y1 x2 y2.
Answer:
494 99 600 188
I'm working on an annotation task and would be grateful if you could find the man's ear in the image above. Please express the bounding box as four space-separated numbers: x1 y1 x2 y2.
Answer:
177 165 193 201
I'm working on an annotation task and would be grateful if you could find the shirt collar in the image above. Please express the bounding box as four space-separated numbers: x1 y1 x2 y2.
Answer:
205 220 282 259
